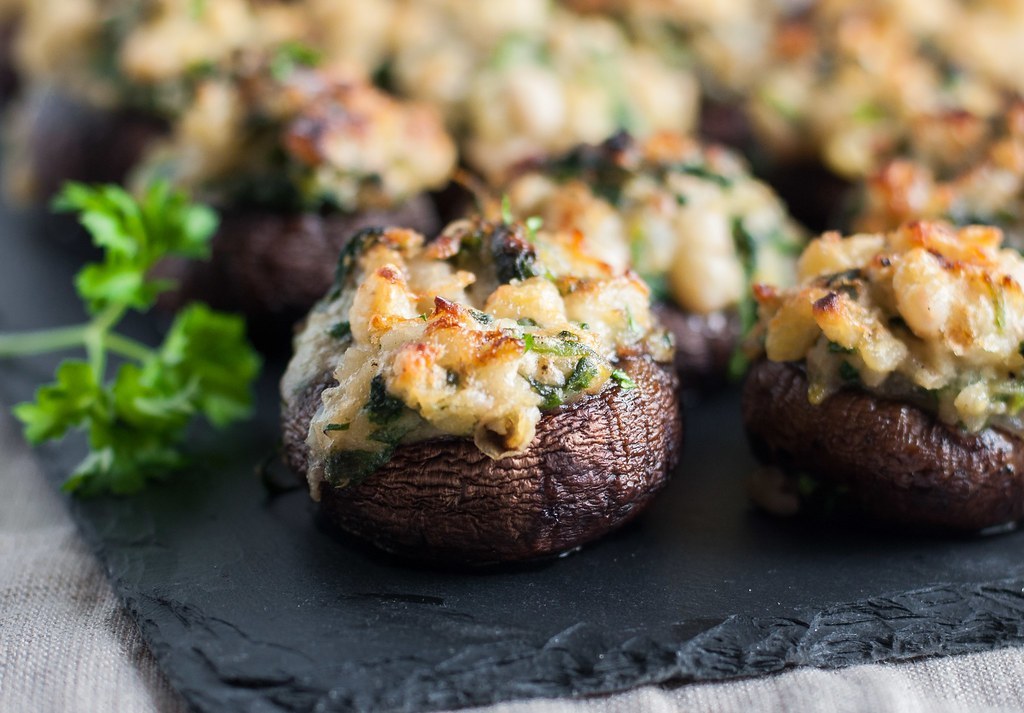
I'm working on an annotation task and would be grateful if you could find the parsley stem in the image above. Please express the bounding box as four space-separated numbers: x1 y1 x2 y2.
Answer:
85 304 126 379
0 306 153 368
105 333 155 362
0 325 89 357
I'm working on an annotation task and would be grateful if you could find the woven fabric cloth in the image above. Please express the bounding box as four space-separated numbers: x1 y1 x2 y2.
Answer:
3 410 1023 713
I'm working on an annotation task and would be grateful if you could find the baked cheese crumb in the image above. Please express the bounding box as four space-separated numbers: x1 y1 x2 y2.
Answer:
752 221 1024 434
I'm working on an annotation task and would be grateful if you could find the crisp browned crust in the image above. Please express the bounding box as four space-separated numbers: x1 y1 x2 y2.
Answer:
157 195 439 319
742 360 1024 531
652 302 739 388
282 354 683 565
13 90 167 200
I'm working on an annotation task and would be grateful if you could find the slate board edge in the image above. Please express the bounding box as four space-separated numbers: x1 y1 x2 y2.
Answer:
232 578 1024 712
46 482 1024 713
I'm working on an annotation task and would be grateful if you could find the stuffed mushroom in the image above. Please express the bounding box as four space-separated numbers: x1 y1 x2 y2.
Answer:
3 0 311 200
143 64 456 321
734 0 1018 229
747 1 1007 179
506 130 805 384
281 217 682 564
743 221 1024 530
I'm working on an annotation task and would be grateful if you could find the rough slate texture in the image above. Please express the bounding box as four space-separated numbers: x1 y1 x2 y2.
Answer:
5 206 1024 713
313 579 1024 712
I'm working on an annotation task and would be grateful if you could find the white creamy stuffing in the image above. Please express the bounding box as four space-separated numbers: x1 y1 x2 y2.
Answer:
507 131 804 315
385 0 698 183
134 67 456 211
282 218 673 493
752 221 1024 434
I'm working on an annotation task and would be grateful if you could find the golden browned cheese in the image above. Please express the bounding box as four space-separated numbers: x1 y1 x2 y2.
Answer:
507 132 804 315
281 219 673 495
132 67 456 212
752 221 1024 433
855 103 1024 250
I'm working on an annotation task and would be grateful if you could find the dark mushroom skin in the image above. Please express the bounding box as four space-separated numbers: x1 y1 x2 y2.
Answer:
757 160 854 234
282 354 683 565
8 90 167 201
743 360 1024 531
156 194 439 322
698 99 755 156
0 18 18 103
653 302 739 389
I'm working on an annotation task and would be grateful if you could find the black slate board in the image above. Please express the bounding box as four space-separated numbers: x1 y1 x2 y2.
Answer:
4 201 1024 713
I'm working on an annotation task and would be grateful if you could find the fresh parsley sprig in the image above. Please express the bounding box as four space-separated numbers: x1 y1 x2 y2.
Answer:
0 182 261 496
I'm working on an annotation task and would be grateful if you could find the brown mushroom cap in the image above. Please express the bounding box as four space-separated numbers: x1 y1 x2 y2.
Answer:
758 160 854 234
742 359 1024 531
9 90 167 201
699 99 755 155
282 354 683 565
156 195 439 320
652 302 739 389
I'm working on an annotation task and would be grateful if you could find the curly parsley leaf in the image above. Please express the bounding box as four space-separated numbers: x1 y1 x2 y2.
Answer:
55 181 217 313
3 182 260 496
153 304 262 427
14 361 103 444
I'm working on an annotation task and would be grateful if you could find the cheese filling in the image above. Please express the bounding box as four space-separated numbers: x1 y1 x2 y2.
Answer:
506 131 805 316
15 0 310 109
752 221 1024 434
132 67 456 212
281 219 673 494
855 103 1024 252
386 0 699 183
748 2 1005 178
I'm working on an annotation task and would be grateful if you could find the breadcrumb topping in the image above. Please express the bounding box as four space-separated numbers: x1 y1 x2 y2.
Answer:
507 131 805 315
752 221 1024 433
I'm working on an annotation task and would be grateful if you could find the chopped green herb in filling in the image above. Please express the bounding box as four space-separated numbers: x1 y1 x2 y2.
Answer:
365 375 405 425
610 369 637 390
328 321 351 339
